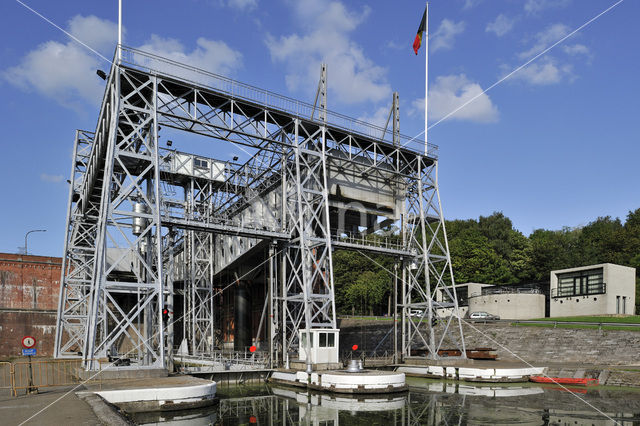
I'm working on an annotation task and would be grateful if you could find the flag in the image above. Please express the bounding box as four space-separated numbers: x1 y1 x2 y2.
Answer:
413 8 426 55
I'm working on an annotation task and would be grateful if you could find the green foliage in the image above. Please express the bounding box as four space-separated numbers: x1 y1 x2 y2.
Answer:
332 208 640 315
333 248 393 316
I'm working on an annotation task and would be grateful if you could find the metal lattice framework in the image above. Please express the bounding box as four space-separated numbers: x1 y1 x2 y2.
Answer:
54 45 465 368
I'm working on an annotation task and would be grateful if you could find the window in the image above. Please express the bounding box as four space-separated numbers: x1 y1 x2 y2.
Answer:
319 332 327 347
443 287 468 306
194 158 209 169
555 268 604 298
327 333 335 347
616 296 621 314
623 296 627 314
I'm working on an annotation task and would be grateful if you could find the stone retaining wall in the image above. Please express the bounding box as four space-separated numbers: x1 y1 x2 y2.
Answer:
337 319 640 366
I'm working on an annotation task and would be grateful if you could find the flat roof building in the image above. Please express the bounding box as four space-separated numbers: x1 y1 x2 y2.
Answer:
550 263 636 317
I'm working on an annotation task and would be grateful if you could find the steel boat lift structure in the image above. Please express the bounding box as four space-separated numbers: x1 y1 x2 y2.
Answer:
53 45 466 370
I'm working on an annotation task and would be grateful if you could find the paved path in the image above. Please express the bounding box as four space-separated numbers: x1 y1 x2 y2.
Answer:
0 385 105 425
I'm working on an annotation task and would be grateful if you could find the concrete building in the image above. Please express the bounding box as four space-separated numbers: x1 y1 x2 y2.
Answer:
436 282 546 320
550 263 636 317
468 289 545 320
0 253 61 358
435 283 491 318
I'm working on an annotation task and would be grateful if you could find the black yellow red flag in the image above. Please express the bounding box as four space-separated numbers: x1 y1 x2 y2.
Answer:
413 8 427 55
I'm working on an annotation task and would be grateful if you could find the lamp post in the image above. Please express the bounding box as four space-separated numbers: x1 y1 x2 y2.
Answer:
24 229 46 255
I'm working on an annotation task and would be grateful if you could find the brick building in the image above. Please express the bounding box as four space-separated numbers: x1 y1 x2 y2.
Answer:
0 253 61 358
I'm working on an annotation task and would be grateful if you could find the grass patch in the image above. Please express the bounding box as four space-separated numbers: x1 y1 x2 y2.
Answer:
512 322 640 332
529 316 640 324
341 316 394 321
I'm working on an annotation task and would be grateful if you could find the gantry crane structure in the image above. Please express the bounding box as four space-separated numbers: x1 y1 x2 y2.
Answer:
54 46 465 370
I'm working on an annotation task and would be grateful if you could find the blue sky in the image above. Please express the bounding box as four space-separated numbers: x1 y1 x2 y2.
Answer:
0 0 638 256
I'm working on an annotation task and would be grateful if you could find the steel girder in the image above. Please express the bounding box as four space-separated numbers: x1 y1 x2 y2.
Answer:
80 66 166 369
401 159 466 360
56 46 465 370
186 178 215 355
280 120 336 358
54 130 96 357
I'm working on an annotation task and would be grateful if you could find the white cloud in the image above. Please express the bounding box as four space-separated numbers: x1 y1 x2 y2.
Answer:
358 106 391 129
563 43 590 56
524 0 571 14
431 19 465 52
462 0 482 10
67 15 120 52
3 15 243 110
486 14 516 37
266 0 391 105
40 173 64 183
227 0 257 10
385 40 404 51
412 74 498 124
3 15 116 108
519 23 570 59
506 23 588 86
507 59 573 85
137 35 242 77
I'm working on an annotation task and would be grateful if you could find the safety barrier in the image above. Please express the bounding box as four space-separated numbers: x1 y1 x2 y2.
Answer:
4 359 101 396
0 362 13 396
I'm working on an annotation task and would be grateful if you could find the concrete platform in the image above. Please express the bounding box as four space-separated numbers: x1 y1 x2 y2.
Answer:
84 375 217 413
396 360 546 383
270 369 406 394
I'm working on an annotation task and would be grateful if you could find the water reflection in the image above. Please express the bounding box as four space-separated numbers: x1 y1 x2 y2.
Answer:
132 380 640 425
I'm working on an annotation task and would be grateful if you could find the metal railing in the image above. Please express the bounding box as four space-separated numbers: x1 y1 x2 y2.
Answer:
175 349 270 372
118 46 438 157
467 288 542 298
333 233 405 251
0 362 13 396
2 359 101 397
551 282 606 298
340 350 395 366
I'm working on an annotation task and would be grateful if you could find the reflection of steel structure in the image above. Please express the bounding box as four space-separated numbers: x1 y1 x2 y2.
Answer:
54 45 465 368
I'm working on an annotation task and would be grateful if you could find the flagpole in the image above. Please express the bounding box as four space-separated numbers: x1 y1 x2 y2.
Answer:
424 2 429 156
118 0 122 62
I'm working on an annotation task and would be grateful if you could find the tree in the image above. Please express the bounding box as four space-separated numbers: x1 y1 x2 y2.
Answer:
344 270 389 315
578 216 626 265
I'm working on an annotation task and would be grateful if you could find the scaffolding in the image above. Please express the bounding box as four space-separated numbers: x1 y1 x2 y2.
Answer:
54 45 466 369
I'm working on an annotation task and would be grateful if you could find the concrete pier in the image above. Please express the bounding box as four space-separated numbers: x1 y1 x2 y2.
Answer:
396 359 546 383
84 375 217 413
270 369 407 394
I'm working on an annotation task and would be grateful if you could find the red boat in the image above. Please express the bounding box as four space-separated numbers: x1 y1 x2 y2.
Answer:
529 376 598 386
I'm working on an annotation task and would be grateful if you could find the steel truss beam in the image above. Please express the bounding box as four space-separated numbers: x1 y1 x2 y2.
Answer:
55 46 463 369
54 130 96 357
280 120 337 360
401 159 466 360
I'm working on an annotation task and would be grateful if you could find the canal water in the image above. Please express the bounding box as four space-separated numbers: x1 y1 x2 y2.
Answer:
131 377 640 425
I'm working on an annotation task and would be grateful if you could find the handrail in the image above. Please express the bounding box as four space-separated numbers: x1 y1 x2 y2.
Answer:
118 46 438 157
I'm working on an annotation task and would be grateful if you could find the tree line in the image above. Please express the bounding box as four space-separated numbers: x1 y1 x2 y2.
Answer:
333 208 640 316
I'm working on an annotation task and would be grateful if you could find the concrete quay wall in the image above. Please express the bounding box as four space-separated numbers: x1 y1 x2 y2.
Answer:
337 319 640 366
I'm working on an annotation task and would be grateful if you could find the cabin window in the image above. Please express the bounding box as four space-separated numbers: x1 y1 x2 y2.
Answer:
194 158 209 169
327 333 335 348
